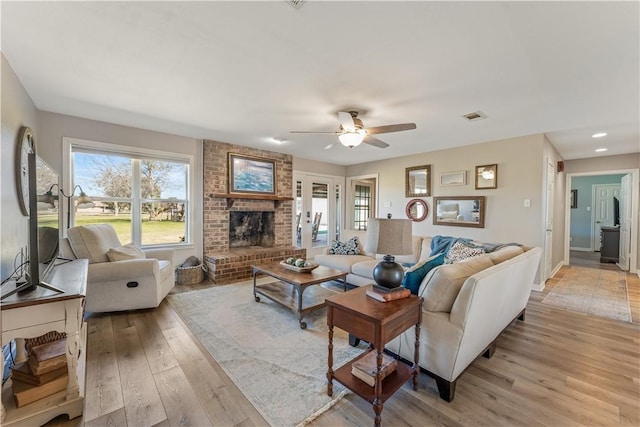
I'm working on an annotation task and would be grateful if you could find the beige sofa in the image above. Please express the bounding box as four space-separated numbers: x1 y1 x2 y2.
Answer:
60 224 175 313
315 236 542 402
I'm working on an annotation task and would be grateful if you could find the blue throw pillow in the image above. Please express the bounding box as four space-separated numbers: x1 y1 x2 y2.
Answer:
402 252 446 295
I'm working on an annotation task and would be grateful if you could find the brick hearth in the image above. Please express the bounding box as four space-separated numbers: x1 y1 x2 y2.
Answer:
202 140 305 283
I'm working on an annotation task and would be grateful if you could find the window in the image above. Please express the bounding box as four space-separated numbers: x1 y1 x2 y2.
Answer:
353 184 371 231
71 143 191 247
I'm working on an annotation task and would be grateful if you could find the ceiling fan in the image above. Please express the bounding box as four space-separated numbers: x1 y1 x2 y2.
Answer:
291 111 417 149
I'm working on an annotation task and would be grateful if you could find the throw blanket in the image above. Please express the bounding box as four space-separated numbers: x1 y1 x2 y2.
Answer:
430 235 522 256
429 235 472 256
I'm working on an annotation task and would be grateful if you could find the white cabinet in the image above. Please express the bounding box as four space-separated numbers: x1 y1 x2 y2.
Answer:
1 259 88 426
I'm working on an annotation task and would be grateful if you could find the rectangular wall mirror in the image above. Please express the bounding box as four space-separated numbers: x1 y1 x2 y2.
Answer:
405 165 431 197
433 196 485 228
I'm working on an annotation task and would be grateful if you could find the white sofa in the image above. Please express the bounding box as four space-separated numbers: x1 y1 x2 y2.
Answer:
60 224 175 313
315 236 542 401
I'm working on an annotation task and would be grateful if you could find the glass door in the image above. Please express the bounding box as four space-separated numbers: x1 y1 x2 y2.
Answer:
293 173 339 258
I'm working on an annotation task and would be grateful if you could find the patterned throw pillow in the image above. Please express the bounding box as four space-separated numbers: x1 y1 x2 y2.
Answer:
329 237 360 255
446 241 485 263
402 252 446 295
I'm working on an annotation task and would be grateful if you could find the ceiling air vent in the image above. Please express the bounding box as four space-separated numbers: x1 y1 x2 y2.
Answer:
462 111 487 122
286 0 305 8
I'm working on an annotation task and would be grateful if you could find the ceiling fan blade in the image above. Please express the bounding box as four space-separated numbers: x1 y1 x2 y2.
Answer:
365 123 416 135
363 135 389 148
338 111 356 132
290 131 339 134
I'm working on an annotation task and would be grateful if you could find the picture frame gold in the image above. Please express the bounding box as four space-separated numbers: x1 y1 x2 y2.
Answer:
228 153 276 195
475 164 498 190
405 165 431 197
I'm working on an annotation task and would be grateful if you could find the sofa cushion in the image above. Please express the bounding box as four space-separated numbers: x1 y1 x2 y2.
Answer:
107 244 146 262
421 255 494 312
402 252 446 295
488 245 525 264
67 224 122 264
351 260 378 279
418 237 433 261
314 254 372 273
447 241 485 263
329 237 361 255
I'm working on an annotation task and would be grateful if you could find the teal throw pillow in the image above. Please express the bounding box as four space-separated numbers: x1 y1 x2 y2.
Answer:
402 252 446 295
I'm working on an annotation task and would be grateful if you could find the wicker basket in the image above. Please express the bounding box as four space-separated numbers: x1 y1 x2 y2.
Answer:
176 263 205 285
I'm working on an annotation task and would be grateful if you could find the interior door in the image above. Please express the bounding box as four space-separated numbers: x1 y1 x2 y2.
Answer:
293 173 337 259
618 175 631 270
544 160 554 280
592 184 621 251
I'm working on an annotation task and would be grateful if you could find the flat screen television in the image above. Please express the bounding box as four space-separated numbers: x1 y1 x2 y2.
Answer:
2 128 62 300
613 196 620 227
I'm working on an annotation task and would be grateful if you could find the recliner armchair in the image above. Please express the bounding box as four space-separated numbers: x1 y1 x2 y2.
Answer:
60 223 175 313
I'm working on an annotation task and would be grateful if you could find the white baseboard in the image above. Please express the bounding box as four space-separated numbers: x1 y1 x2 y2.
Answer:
569 247 592 252
531 282 545 292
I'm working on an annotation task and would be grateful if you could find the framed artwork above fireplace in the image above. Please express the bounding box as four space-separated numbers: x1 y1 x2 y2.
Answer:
228 153 276 195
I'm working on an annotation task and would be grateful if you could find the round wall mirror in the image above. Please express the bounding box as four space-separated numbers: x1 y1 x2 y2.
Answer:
405 198 428 222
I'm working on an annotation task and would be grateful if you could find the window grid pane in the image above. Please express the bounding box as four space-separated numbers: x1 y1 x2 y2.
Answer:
353 184 370 231
72 147 190 246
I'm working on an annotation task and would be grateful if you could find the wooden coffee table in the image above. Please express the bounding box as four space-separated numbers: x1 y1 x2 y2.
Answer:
252 261 348 329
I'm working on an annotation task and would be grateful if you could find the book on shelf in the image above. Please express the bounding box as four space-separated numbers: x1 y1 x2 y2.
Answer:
12 373 69 407
366 287 410 302
11 361 67 386
350 351 398 386
28 338 67 375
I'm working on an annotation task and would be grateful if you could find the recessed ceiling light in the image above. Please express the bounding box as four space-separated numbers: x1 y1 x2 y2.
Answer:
595 148 608 152
592 132 607 138
271 137 286 144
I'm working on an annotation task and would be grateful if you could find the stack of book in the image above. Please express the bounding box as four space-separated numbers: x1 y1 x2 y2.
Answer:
366 284 410 302
11 339 69 407
351 351 398 386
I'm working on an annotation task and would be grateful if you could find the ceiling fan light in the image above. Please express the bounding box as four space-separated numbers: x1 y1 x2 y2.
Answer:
338 131 365 148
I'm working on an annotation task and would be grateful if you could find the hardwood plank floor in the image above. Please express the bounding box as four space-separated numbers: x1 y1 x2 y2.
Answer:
43 261 639 427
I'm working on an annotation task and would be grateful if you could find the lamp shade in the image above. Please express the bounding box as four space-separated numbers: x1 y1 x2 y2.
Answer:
364 218 413 255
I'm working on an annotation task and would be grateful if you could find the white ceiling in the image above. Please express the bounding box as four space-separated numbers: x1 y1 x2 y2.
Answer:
2 1 638 166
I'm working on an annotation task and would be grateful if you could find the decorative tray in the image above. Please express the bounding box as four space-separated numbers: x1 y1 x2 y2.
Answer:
279 261 319 273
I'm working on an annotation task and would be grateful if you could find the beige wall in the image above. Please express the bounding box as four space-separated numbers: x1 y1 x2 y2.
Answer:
36 112 203 264
345 134 546 247
566 153 640 271
292 157 347 177
1 54 39 280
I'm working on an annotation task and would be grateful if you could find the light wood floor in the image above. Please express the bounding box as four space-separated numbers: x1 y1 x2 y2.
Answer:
44 262 640 427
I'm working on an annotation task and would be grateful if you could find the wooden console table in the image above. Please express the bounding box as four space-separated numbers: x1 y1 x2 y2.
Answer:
1 259 88 427
326 285 422 427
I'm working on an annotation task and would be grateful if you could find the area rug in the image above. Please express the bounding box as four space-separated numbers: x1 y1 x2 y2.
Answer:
542 266 631 322
166 279 363 427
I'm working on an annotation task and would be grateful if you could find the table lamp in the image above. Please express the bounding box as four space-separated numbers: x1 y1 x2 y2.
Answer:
365 218 413 289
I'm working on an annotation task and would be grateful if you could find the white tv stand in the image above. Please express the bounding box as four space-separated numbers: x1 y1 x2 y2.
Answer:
1 259 88 426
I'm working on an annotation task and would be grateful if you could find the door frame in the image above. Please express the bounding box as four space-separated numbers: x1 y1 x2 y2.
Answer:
292 171 344 258
564 168 639 273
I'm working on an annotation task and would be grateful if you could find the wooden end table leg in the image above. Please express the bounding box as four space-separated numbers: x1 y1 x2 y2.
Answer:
373 349 383 427
413 318 421 390
327 324 334 397
297 285 307 329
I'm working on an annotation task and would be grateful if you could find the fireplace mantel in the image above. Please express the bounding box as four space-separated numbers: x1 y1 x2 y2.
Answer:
210 193 293 208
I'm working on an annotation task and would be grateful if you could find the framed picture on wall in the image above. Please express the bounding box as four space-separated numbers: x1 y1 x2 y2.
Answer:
440 170 466 186
228 153 276 195
570 189 577 208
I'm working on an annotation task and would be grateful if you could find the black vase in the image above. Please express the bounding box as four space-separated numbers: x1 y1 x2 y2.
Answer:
372 255 404 289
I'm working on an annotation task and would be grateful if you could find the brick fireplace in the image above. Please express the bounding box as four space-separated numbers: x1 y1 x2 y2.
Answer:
202 140 305 283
